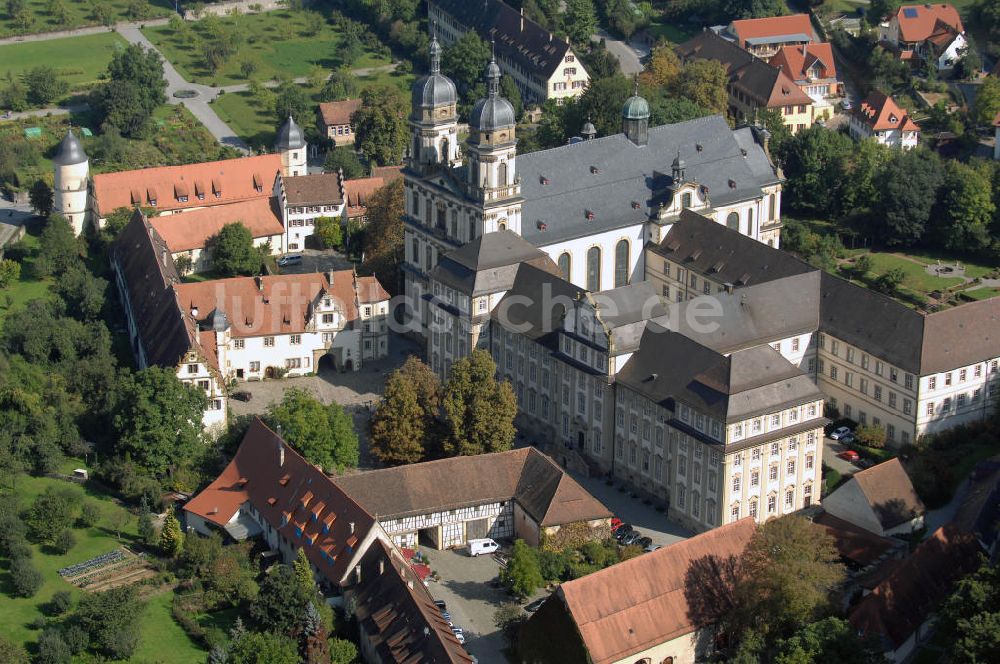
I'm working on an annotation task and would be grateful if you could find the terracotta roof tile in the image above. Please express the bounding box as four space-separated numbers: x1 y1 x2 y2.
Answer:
769 43 837 82
283 173 345 207
855 91 921 131
343 175 394 219
93 154 281 217
149 198 284 253
730 14 815 49
850 458 926 530
317 99 362 127
893 4 964 43
813 512 897 566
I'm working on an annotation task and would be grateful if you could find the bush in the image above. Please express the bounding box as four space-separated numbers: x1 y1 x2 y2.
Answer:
855 424 887 450
538 549 568 582
45 591 74 616
10 557 43 597
52 529 76 554
36 628 70 664
824 467 842 495
77 501 101 528
6 537 33 561
329 637 358 664
62 625 88 655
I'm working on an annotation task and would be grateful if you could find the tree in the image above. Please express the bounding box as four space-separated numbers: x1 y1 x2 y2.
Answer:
441 31 491 111
323 147 365 178
639 44 681 89
955 36 983 80
499 74 523 122
725 0 786 19
503 539 543 599
77 586 144 660
320 67 358 102
0 636 29 664
227 631 298 664
313 216 343 250
938 561 1000 664
563 0 597 44
209 222 261 276
273 82 312 125
293 547 315 594
854 424 887 449
300 601 328 664
575 75 633 139
328 638 358 664
675 60 730 117
775 617 883 664
0 259 20 289
369 356 441 465
266 388 359 471
54 264 106 320
160 510 184 557
10 557 43 597
929 160 995 253
250 564 312 635
138 497 156 545
874 267 905 294
352 85 408 166
91 2 113 27
440 350 517 457
361 178 404 292
35 214 80 278
35 628 70 664
25 486 78 546
21 66 68 107
494 602 527 648
776 126 854 214
52 528 76 554
90 44 167 137
725 516 845 645
868 0 900 23
110 366 207 476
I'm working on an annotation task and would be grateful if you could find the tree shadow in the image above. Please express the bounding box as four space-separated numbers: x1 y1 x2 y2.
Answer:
683 552 740 629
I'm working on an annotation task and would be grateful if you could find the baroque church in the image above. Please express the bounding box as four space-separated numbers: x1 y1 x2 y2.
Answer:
402 36 785 376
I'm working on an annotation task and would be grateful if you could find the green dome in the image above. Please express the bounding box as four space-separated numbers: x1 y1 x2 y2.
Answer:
622 94 650 120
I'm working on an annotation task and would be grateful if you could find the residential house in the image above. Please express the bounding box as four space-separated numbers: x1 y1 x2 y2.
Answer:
879 3 967 70
678 31 816 134
316 99 361 147
769 43 841 120
850 525 982 662
822 458 927 537
111 210 227 431
518 518 757 664
722 13 816 58
149 197 285 273
332 447 612 549
184 419 473 663
849 92 921 149
427 0 589 103
344 170 401 225
273 172 346 251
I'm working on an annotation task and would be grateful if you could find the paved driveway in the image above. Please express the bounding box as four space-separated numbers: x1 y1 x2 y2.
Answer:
275 248 355 276
823 436 861 478
420 547 513 664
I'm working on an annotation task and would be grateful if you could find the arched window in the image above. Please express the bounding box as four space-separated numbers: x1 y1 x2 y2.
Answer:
614 239 630 287
498 161 508 186
441 138 449 163
747 208 754 236
586 246 601 291
498 222 506 231
726 211 740 231
558 252 571 281
681 192 692 209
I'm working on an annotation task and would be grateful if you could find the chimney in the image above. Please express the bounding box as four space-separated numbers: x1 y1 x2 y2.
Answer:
277 438 285 467
379 559 385 575
327 270 335 285
349 521 355 534
255 275 263 291
354 565 361 584
407 580 414 590
520 6 523 31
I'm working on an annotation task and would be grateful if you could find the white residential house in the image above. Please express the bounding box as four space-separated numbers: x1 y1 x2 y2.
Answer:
849 92 921 150
273 172 346 251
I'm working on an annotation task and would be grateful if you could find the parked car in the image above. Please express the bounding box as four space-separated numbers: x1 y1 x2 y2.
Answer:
644 543 662 553
840 433 856 446
231 390 252 402
829 426 852 440
524 597 547 613
434 599 447 611
635 536 653 550
441 611 452 623
468 538 499 556
837 450 860 462
620 530 643 546
841 98 853 111
613 524 634 542
277 254 303 266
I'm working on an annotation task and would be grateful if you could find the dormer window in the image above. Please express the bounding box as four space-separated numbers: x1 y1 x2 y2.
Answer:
585 210 595 220
540 175 550 185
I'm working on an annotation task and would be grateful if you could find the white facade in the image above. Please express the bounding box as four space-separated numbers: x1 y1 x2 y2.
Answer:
54 154 89 237
273 174 347 252
849 118 920 150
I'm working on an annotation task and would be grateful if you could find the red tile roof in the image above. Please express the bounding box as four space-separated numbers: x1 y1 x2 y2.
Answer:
850 458 926 531
149 198 285 253
769 43 837 82
893 4 964 43
813 512 896 566
317 99 362 127
344 175 394 220
730 14 815 49
550 519 756 664
849 525 981 649
183 418 377 584
93 154 281 217
855 91 921 132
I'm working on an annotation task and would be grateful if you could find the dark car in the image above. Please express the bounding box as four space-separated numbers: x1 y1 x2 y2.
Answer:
231 390 252 402
613 524 634 541
524 597 547 613
620 530 643 546
434 599 447 612
635 536 653 550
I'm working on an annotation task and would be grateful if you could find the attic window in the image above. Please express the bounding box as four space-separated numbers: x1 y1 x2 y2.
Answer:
130 189 141 205
631 201 640 210
237 477 248 486
539 175 550 185
585 210 595 220
537 220 547 231
146 187 157 206
267 497 277 506
590 165 600 174
728 179 737 189
689 249 702 261
212 178 222 198
666 240 681 252
696 143 703 152
889 114 898 123
710 261 726 273
279 474 290 486
174 182 189 201
253 172 263 192
194 181 205 199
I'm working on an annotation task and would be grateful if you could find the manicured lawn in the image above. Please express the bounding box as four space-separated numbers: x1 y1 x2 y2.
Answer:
0 32 128 94
142 10 394 86
0 219 53 328
212 90 281 152
353 66 414 94
133 591 208 664
901 250 996 280
864 252 965 292
0 0 171 39
962 287 1000 301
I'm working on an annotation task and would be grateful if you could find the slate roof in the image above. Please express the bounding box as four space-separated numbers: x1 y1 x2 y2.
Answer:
52 130 87 166
149 197 285 253
430 230 556 296
492 263 585 346
332 447 611 527
518 115 780 248
651 209 813 288
183 418 377 584
849 458 926 530
850 525 981 649
587 281 668 355
893 3 964 43
349 540 473 663
283 173 345 206
678 31 812 108
429 0 574 80
728 14 816 49
519 519 756 664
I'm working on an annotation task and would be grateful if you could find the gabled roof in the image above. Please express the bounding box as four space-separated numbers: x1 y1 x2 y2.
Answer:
854 91 920 132
849 458 926 530
149 197 285 253
678 31 813 108
769 43 837 82
728 14 815 49
813 512 897 567
893 3 964 43
343 174 397 219
183 418 377 583
92 154 281 217
430 230 557 297
332 447 611 526
283 172 345 207
850 525 981 649
317 99 361 127
491 263 585 346
350 540 473 663
429 0 576 80
520 519 756 664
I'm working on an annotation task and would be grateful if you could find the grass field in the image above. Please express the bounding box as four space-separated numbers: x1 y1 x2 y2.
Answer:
142 10 394 87
0 219 53 328
133 591 209 664
0 0 171 38
864 252 966 292
0 31 127 94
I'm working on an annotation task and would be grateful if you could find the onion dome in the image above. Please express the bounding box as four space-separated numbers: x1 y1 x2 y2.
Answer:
53 130 88 166
470 54 515 132
274 115 306 151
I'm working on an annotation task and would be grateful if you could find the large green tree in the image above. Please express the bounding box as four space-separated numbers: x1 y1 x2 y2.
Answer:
937 561 1000 663
21 66 68 107
76 586 144 660
28 179 53 218
774 617 882 664
563 0 597 44
777 126 854 214
972 76 1000 128
249 564 312 636
110 366 207 476
502 539 544 599
273 82 312 125
441 350 517 457
872 148 944 246
209 221 261 276
441 31 491 112
34 214 81 278
369 356 441 466
361 178 404 292
352 86 409 166
323 147 365 178
266 388 358 471
929 161 995 253
90 43 167 137
227 631 298 664
25 486 78 546
160 510 184 557
674 59 730 117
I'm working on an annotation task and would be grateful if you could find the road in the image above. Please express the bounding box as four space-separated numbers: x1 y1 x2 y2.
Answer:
592 29 646 75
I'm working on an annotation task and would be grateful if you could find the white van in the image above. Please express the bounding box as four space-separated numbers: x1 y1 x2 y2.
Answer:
467 538 499 557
